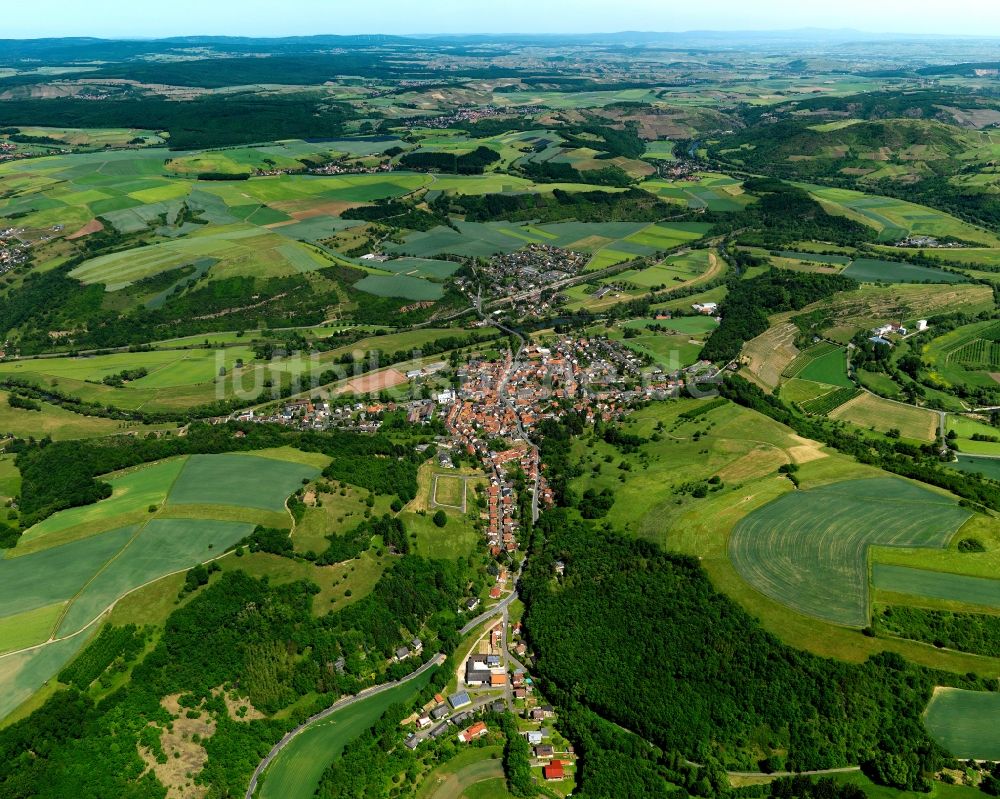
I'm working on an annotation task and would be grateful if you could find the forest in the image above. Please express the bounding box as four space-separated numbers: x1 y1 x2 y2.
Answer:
875 605 1000 657
0 95 357 150
438 187 675 224
520 510 993 790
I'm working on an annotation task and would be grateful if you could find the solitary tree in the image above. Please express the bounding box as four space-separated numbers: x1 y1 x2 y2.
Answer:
432 510 447 528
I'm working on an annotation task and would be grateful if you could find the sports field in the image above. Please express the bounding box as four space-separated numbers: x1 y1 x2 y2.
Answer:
924 688 1000 759
872 563 1000 610
259 665 437 799
730 478 970 626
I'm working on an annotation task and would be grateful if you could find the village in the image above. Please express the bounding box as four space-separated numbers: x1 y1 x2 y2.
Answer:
468 244 590 302
398 613 578 790
403 105 535 130
0 228 29 274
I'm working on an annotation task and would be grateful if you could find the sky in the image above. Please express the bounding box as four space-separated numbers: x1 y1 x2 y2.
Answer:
4 0 1000 39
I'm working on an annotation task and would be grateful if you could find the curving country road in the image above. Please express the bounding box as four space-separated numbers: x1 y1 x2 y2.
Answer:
245 653 445 799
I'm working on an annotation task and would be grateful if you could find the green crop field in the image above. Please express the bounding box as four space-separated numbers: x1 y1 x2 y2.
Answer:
924 688 1000 759
783 343 852 386
18 457 187 552
641 174 753 213
353 273 445 300
843 258 967 284
729 479 970 626
804 184 1000 247
948 455 1000 481
873 563 1000 610
0 633 89 723
259 665 437 799
799 386 862 415
166 453 319 512
0 449 323 722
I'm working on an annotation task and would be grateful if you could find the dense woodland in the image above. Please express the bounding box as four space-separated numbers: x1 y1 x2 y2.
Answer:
437 187 676 224
0 95 358 150
520 510 992 791
875 605 1000 657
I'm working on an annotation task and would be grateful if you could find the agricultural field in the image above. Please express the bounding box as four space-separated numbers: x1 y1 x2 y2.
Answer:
803 184 1000 247
730 479 970 626
414 747 507 799
842 258 967 284
563 249 720 312
799 387 862 415
924 320 1000 391
258 665 437 799
777 283 996 345
924 688 1000 760
740 323 800 391
828 392 939 442
782 342 852 387
0 448 323 720
948 454 1000 481
0 327 476 414
641 173 754 213
872 563 1000 611
387 220 710 262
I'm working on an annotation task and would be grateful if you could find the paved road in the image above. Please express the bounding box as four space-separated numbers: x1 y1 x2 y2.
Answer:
460 590 520 636
727 766 861 779
245 653 446 799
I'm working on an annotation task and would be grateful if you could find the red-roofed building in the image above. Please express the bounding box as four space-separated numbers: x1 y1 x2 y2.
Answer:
543 761 565 781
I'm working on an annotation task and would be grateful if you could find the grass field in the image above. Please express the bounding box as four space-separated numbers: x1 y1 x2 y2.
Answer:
259 665 437 799
0 449 325 721
415 747 507 799
166 453 318 512
402 464 482 560
804 184 1000 247
843 258 967 285
784 343 852 387
924 688 1000 760
873 563 1000 610
828 392 939 442
730 479 970 626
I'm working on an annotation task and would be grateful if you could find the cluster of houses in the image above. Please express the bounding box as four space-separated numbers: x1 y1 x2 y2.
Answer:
308 159 396 176
869 320 927 346
0 228 29 273
403 105 534 130
476 244 589 301
445 351 542 557
894 236 966 249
